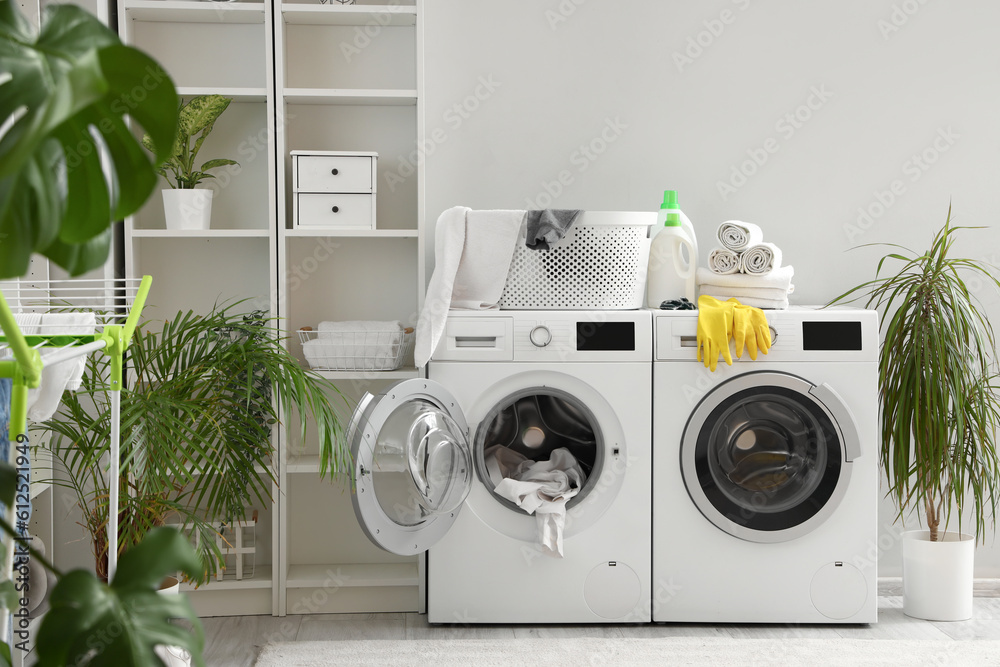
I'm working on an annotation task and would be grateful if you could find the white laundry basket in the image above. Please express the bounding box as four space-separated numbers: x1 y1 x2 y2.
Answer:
498 211 655 310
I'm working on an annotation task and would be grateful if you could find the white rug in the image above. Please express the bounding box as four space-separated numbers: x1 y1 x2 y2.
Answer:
256 637 1000 666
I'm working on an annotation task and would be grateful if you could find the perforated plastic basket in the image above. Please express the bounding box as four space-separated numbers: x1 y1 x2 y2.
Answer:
498 211 655 310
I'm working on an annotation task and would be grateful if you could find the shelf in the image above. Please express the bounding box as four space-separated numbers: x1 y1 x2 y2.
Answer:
176 86 268 102
283 88 417 106
286 563 418 589
282 4 416 26
124 1 266 24
284 228 417 238
182 564 273 592
132 228 271 238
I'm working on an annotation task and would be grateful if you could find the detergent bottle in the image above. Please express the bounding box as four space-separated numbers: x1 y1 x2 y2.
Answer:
646 190 698 307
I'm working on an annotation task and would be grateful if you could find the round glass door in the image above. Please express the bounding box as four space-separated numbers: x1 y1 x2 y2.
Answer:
349 379 473 555
681 372 855 543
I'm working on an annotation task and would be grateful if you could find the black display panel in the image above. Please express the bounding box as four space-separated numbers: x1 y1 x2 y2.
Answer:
576 321 635 351
802 321 863 351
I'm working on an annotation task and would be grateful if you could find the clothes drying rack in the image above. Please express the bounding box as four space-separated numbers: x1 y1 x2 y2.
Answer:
0 276 152 597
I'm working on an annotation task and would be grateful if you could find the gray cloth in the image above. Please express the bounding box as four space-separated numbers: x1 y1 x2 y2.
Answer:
524 209 582 250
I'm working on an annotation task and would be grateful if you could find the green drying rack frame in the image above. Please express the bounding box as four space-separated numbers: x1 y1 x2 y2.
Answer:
0 275 152 581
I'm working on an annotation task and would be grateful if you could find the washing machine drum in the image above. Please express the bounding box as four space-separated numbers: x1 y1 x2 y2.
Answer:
682 373 856 543
476 390 603 512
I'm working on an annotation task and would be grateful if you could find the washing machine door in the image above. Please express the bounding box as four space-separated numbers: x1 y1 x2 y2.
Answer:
348 379 473 556
681 371 859 543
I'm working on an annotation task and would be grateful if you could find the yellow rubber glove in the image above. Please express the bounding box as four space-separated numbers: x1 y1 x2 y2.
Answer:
732 302 772 360
697 295 736 371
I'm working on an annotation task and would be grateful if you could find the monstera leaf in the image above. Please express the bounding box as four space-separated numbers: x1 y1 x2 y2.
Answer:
35 528 206 667
0 1 177 278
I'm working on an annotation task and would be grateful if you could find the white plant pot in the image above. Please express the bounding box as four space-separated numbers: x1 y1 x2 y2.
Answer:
155 576 192 667
162 188 213 230
902 530 974 621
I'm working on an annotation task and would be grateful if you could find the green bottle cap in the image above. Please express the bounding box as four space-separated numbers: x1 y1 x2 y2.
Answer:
660 190 678 210
664 212 681 227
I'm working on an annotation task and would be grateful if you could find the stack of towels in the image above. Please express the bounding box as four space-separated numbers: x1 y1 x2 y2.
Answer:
699 221 794 310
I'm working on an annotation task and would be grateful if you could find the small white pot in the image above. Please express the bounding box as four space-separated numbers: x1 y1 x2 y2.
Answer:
902 530 974 621
155 576 192 667
162 188 213 230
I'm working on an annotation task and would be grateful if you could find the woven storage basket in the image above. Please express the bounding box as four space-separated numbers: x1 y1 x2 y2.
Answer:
498 211 654 310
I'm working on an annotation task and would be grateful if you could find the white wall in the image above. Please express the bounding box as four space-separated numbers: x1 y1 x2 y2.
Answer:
422 0 1000 577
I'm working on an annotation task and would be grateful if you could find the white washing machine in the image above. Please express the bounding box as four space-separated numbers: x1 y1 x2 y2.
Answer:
652 307 878 624
348 310 652 623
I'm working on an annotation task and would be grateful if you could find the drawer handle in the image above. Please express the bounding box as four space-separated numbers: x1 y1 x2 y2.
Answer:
331 206 340 213
330 168 339 175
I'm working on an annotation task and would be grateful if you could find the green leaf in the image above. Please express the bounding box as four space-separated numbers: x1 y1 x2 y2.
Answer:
35 528 205 667
199 158 238 171
0 581 17 612
0 2 178 278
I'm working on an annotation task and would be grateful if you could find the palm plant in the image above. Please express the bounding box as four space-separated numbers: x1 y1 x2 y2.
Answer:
832 209 1000 542
42 305 352 579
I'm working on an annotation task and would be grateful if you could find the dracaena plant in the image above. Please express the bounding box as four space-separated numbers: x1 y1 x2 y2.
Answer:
831 209 1000 543
142 94 239 189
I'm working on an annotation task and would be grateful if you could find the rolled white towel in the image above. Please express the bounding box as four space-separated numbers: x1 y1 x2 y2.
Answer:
708 247 741 275
740 242 782 275
717 220 763 252
697 266 794 292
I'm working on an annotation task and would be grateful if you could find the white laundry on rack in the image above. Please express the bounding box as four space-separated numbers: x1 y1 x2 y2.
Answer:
414 207 525 367
27 312 96 422
485 445 585 558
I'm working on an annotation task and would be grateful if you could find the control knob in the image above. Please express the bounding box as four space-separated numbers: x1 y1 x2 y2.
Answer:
529 325 552 348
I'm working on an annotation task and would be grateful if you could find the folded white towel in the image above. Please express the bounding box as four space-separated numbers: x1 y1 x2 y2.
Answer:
717 220 763 252
699 284 793 301
415 207 525 367
740 242 783 275
698 288 790 310
318 320 402 337
27 312 96 422
708 247 741 275
697 266 794 292
486 446 584 558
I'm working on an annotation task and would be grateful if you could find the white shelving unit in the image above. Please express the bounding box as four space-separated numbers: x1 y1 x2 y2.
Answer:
275 0 425 616
117 0 424 618
119 0 279 617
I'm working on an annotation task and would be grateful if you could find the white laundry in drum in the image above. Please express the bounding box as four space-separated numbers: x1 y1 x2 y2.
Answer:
485 446 585 558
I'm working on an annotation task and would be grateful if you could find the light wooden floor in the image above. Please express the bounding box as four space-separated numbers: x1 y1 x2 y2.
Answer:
202 583 1000 667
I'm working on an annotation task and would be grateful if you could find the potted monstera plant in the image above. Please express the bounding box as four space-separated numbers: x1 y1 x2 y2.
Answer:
142 94 239 231
833 210 1000 621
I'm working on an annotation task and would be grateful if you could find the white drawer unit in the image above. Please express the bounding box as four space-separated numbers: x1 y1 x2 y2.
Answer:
292 151 377 229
